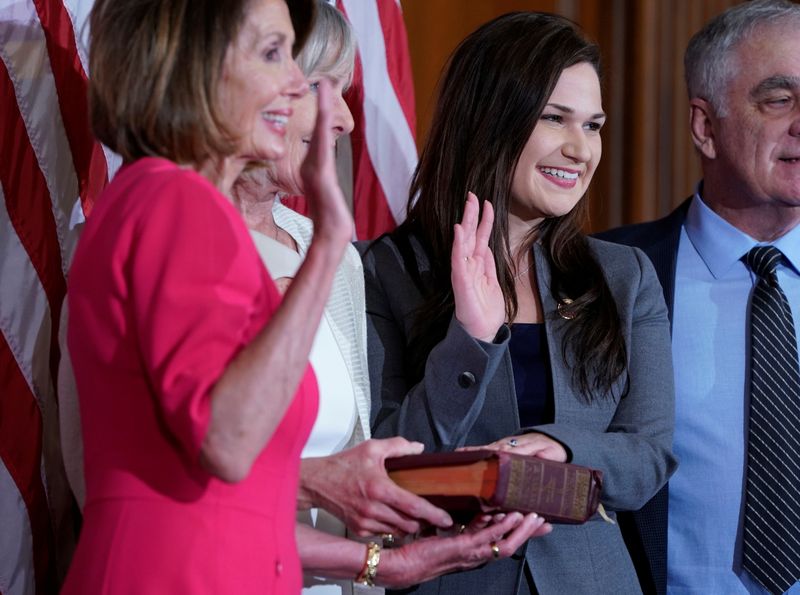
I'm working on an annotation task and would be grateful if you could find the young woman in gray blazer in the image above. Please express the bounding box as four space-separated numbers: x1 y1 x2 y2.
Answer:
361 12 677 595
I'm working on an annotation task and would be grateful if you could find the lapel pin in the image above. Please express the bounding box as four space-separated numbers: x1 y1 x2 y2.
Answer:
557 298 576 320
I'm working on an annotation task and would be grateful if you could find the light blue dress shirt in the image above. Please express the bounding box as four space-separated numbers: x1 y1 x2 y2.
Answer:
667 193 800 594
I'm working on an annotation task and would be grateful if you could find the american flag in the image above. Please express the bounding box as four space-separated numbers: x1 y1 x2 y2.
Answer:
0 0 416 592
1 0 118 593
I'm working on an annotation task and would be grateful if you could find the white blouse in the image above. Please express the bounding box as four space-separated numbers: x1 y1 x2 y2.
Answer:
250 229 360 595
249 229 358 459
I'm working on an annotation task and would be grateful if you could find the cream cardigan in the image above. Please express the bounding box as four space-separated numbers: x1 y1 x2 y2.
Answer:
273 201 372 446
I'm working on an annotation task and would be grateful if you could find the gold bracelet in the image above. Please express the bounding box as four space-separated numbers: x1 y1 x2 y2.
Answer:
355 541 381 587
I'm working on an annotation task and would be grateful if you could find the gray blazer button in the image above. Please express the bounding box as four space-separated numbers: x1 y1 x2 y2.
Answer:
458 371 476 388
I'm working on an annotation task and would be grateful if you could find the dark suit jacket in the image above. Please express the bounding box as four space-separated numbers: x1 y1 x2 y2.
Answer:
360 233 678 595
594 198 691 595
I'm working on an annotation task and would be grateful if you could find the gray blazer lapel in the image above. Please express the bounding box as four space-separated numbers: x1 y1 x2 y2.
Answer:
532 243 572 422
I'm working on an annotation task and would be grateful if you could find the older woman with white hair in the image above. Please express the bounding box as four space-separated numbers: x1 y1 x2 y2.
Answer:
235 0 365 493
231 2 548 592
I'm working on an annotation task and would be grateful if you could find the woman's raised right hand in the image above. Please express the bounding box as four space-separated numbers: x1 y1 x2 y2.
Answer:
300 78 354 246
450 192 505 342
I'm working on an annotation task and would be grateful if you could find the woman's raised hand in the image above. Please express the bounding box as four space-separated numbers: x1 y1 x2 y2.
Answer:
451 192 505 342
300 78 354 245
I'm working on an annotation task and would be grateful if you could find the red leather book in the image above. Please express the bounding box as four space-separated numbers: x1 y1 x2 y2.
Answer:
385 450 603 524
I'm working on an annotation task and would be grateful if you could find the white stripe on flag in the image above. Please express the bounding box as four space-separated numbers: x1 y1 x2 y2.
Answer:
340 0 416 224
0 184 53 416
0 2 81 272
63 0 93 75
0 456 35 595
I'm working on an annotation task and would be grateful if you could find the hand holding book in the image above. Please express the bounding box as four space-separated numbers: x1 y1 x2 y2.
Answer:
374 510 551 587
473 431 569 462
299 437 454 537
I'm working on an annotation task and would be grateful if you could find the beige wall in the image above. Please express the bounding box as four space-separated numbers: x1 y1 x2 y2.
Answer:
402 0 744 230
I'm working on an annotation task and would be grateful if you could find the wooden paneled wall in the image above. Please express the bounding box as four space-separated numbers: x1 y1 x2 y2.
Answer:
402 0 743 231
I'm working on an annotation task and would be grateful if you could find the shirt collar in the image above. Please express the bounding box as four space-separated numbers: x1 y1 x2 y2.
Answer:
685 183 800 279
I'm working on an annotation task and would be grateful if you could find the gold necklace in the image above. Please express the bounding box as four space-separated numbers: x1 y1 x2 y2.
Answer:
513 261 533 279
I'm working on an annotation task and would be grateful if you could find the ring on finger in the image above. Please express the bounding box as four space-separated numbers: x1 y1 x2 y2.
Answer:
381 533 395 548
490 542 500 559
457 524 467 535
508 438 518 448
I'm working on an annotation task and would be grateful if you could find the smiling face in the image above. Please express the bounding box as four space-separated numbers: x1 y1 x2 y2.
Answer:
509 62 604 225
702 24 800 219
268 55 355 194
219 0 307 162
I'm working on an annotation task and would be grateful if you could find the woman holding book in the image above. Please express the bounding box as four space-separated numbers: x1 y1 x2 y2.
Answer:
361 11 677 594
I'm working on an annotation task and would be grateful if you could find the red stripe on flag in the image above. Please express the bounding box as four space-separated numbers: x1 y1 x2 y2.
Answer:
33 0 108 217
280 195 309 216
0 58 65 393
0 334 56 594
343 51 397 240
352 155 396 240
375 0 416 140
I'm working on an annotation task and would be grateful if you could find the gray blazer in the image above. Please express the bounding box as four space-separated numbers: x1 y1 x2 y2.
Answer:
360 234 678 595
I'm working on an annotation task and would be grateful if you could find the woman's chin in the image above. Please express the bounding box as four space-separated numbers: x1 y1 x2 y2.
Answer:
240 144 286 164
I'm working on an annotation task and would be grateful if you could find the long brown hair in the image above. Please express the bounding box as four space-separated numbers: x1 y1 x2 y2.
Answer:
89 0 314 165
398 11 628 402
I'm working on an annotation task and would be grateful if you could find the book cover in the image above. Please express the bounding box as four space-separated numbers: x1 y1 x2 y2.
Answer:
385 449 603 524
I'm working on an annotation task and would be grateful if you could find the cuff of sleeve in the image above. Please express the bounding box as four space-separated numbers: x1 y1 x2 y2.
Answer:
453 318 510 351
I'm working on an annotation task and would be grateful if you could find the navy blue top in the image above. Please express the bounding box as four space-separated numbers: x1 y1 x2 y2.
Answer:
509 323 554 428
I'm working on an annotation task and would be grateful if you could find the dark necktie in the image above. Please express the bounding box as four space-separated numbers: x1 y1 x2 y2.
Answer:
742 245 800 594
